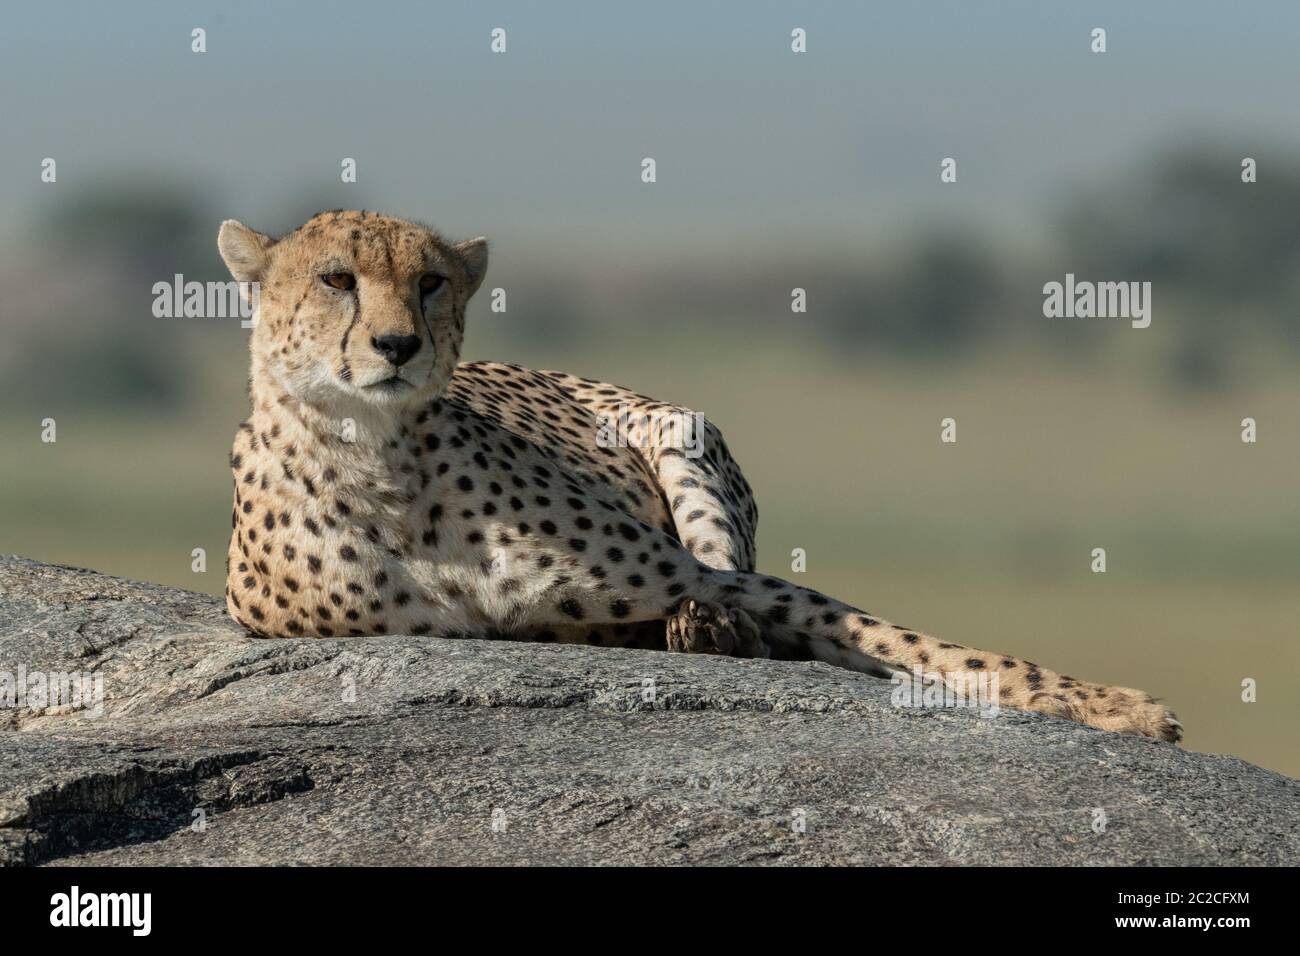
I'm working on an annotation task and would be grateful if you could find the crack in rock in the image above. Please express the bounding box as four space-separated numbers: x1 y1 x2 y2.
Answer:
4 749 314 866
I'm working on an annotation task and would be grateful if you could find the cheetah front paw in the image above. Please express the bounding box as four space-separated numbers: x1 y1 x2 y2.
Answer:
666 601 769 659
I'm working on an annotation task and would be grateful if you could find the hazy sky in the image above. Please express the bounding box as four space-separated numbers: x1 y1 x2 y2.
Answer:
4 1 1298 258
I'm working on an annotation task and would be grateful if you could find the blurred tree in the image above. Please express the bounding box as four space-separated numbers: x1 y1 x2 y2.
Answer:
10 184 215 411
1058 144 1300 382
826 233 1005 357
40 184 214 277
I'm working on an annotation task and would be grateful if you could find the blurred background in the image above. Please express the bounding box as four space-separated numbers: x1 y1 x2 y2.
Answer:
1 1 1296 776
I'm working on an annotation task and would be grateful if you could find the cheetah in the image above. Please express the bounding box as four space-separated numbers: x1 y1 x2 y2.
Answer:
219 210 1181 742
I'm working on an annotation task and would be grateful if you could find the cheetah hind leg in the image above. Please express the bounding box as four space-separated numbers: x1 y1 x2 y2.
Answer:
666 600 769 659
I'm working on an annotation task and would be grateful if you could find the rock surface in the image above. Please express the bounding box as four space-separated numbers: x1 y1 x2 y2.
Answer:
1 554 1296 866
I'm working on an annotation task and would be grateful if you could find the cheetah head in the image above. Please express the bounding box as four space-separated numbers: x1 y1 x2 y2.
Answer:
218 211 487 411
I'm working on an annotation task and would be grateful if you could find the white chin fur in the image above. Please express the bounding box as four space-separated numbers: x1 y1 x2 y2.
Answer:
263 355 447 416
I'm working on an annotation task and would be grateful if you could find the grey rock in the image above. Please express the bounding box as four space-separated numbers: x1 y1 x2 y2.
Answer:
0 554 1296 866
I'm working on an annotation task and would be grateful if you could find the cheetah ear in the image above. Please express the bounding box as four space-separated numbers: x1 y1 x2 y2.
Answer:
218 220 275 284
453 237 489 298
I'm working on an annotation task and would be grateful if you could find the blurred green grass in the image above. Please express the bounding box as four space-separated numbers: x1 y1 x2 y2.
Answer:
2 328 1296 778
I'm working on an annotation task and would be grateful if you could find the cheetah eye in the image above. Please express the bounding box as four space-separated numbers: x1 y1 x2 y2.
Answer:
419 273 445 295
321 272 356 291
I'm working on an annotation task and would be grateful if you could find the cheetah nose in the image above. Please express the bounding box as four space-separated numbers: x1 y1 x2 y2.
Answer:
371 334 422 367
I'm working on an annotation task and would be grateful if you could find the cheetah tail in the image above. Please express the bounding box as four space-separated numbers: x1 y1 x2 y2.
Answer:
716 571 1184 742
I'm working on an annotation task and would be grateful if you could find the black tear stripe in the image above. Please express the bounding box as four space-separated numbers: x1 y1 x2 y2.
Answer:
418 294 436 345
418 301 438 386
418 294 438 386
340 288 360 354
416 233 442 384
